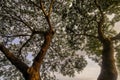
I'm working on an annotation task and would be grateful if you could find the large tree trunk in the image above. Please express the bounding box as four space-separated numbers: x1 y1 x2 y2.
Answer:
94 0 118 79
24 67 41 80
97 38 118 80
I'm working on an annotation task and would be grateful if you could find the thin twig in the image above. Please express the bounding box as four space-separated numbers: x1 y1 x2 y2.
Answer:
39 0 47 16
3 6 33 31
111 33 120 41
1 34 31 37
18 34 34 56
48 0 54 16
75 33 98 39
29 0 41 9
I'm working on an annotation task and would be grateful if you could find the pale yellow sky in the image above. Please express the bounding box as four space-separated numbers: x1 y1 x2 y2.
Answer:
115 21 120 33
56 56 120 80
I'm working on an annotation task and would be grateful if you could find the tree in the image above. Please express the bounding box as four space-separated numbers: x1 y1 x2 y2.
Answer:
62 0 120 80
0 0 87 80
0 0 55 80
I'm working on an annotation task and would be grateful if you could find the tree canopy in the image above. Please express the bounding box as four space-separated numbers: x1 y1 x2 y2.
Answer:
63 0 120 61
0 0 87 80
0 0 120 80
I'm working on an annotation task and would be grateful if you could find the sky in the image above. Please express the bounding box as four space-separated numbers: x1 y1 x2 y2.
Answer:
56 55 120 80
115 21 120 33
56 56 100 80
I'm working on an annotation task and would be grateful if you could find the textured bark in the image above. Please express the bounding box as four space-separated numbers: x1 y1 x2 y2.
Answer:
0 44 29 78
97 18 118 80
0 44 41 80
94 0 118 79
0 27 53 80
97 38 118 80
25 67 41 80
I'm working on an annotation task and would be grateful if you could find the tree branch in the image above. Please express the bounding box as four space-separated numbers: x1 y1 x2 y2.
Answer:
111 33 120 41
94 0 106 42
2 6 33 31
32 31 54 68
29 0 41 9
1 34 31 37
18 34 34 56
48 0 54 16
32 0 54 69
39 0 47 16
75 33 98 39
0 43 29 75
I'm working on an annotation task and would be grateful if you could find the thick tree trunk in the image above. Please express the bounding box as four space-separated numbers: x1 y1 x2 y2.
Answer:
0 44 41 80
24 67 41 80
94 0 118 79
97 38 118 80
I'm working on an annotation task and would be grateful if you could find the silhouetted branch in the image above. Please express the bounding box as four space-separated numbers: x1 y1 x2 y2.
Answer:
2 6 33 31
76 33 98 39
0 43 29 75
29 0 41 9
17 29 46 56
39 0 47 16
111 33 120 41
18 34 34 56
1 34 31 37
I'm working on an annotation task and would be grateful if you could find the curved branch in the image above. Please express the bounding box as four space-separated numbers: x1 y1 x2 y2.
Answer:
39 0 47 16
2 6 33 31
0 43 29 75
18 34 34 56
111 33 120 41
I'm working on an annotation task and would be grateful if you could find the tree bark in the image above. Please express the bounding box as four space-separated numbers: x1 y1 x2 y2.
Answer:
25 67 41 80
0 44 41 80
0 44 29 78
94 0 118 79
97 38 118 80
